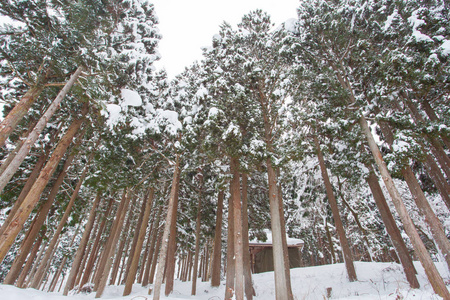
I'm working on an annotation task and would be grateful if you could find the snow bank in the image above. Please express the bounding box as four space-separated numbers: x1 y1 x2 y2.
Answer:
1 261 447 299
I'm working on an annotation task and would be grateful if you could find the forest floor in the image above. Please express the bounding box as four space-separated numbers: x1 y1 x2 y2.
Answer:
0 261 448 299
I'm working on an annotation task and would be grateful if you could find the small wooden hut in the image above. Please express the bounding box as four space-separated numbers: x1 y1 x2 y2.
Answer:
249 230 304 274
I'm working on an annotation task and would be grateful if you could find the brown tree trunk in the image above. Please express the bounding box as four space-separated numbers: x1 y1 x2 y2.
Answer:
109 198 137 286
149 225 164 284
48 224 81 292
241 174 253 299
123 187 155 296
422 154 450 210
0 147 49 240
313 135 357 281
0 85 45 147
0 105 87 264
30 154 92 289
63 191 102 295
211 190 224 287
191 177 203 296
325 221 336 264
337 179 373 262
0 66 85 194
0 117 38 175
15 227 47 288
230 157 244 300
151 154 181 300
225 189 235 300
276 168 293 296
95 190 132 298
137 211 154 284
78 197 114 290
142 205 162 286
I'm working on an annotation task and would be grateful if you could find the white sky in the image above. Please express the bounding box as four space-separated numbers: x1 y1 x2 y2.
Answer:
151 0 300 78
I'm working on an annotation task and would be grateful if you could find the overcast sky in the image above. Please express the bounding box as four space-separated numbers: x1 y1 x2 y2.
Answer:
151 0 300 78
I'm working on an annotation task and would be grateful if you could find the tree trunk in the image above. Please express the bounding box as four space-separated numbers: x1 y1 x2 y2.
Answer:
0 85 45 147
149 224 164 285
142 205 162 286
109 198 137 286
0 105 87 264
337 179 373 262
151 154 181 300
276 168 294 295
78 197 114 290
0 66 85 194
325 221 336 264
48 224 81 292
95 190 132 298
64 191 102 295
15 227 47 288
30 153 92 289
230 157 244 300
422 154 450 210
191 178 203 296
0 147 49 240
313 135 357 282
137 211 154 284
225 188 235 300
0 117 38 175
211 190 224 287
241 174 253 299
123 187 155 296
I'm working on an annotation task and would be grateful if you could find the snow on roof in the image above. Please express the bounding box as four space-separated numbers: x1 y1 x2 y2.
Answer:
249 229 304 246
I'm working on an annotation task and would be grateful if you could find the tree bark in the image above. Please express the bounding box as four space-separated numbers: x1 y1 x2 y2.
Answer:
123 187 155 296
109 198 137 286
78 197 114 290
142 205 162 286
230 157 244 300
313 135 357 282
211 190 224 287
0 66 85 194
95 190 132 298
64 191 102 295
191 175 203 296
0 104 87 264
0 147 49 239
225 187 235 300
0 85 45 147
0 117 38 176
151 154 181 300
15 227 47 288
241 173 254 300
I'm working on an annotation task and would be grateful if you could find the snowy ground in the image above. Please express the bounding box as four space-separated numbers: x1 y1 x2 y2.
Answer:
1 261 448 299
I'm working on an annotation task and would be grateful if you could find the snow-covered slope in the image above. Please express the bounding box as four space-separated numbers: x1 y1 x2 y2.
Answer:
0 261 447 299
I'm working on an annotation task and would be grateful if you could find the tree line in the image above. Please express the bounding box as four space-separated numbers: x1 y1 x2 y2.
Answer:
0 0 449 300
